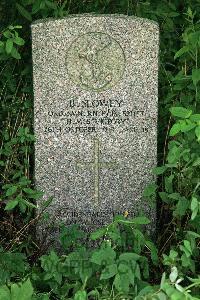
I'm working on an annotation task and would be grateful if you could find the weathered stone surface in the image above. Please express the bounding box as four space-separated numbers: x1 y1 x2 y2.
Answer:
32 14 159 236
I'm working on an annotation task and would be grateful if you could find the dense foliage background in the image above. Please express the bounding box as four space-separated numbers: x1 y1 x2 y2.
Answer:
0 0 200 299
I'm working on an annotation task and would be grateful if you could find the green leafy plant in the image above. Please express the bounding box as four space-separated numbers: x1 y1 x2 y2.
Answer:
0 1 200 299
0 25 24 60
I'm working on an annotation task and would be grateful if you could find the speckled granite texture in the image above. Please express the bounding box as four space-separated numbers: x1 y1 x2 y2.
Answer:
32 14 159 238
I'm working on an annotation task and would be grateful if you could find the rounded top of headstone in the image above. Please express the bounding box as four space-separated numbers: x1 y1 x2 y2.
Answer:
31 13 159 30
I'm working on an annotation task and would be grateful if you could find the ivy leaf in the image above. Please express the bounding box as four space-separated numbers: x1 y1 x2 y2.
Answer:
192 69 200 86
16 3 32 21
170 107 192 119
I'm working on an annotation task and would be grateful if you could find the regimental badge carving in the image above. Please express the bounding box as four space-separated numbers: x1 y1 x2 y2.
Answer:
66 32 125 91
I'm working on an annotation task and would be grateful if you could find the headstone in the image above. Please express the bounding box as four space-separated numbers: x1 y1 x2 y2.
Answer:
32 14 159 238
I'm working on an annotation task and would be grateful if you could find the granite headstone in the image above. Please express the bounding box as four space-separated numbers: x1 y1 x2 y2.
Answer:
32 14 159 236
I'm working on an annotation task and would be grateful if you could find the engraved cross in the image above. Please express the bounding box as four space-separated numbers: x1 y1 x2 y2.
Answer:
77 138 117 205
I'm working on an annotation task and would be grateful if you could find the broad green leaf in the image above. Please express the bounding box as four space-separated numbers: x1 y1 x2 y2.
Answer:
74 290 87 300
5 200 19 210
10 283 20 300
192 69 200 86
191 206 198 220
195 126 200 141
0 285 10 300
168 193 181 201
187 231 200 238
167 144 181 164
118 262 130 273
16 279 33 300
21 199 36 208
27 191 44 199
173 197 190 217
170 107 192 119
169 266 178 283
6 186 18 197
13 25 22 29
145 241 158 264
131 216 150 225
23 188 35 194
190 114 200 122
174 46 190 59
119 252 140 262
180 123 196 132
159 192 169 203
90 227 106 240
91 246 116 265
16 3 32 21
14 37 25 46
114 273 130 293
169 250 178 259
169 123 181 136
100 264 117 280
183 240 192 254
160 273 166 289
3 31 12 39
165 175 174 193
119 216 150 225
11 47 21 59
136 286 156 297
143 183 157 197
5 39 13 54
152 166 167 175
45 0 57 9
191 197 198 211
